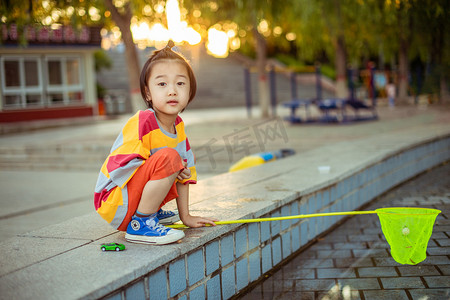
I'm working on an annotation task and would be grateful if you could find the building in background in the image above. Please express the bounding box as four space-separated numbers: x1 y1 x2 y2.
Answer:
0 24 101 122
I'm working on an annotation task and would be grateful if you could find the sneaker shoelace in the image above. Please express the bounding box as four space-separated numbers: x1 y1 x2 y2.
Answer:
146 218 170 234
158 209 174 217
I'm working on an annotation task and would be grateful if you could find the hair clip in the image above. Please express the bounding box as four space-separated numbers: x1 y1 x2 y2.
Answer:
165 40 175 50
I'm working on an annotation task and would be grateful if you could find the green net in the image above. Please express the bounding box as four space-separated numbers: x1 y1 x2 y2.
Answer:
376 207 441 265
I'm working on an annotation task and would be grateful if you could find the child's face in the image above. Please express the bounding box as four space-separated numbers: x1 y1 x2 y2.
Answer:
147 60 190 117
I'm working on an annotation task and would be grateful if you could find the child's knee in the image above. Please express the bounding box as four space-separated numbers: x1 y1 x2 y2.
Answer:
155 148 182 162
150 148 183 173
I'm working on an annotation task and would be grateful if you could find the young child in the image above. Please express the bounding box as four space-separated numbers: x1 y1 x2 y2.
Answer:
94 41 217 245
386 81 396 107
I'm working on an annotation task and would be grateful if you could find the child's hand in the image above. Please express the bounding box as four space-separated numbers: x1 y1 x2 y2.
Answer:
177 161 191 181
182 215 218 228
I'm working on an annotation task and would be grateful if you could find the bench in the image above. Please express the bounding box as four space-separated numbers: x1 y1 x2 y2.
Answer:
282 98 314 123
345 98 378 121
316 98 347 123
283 98 347 123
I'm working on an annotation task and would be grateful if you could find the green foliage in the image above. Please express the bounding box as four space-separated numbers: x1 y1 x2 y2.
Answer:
94 49 112 99
275 54 304 71
1 0 106 46
96 82 107 99
275 54 312 73
1 0 105 26
320 64 336 80
2 0 448 99
275 53 335 79
94 49 112 72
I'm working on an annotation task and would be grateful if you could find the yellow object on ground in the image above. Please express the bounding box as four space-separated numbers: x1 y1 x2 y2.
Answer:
229 156 267 172
229 149 295 172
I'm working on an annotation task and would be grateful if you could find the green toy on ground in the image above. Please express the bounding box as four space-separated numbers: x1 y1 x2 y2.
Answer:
100 243 126 252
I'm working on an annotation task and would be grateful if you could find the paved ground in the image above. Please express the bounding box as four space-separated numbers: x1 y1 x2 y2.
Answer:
0 104 449 241
240 163 450 300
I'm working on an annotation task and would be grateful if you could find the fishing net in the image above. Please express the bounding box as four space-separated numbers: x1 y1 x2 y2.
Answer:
169 206 441 265
376 207 441 265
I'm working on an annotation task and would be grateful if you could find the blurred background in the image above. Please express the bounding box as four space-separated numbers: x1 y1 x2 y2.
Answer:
1 0 449 121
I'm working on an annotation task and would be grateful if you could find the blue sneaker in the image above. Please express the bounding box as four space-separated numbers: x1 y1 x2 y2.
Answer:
157 208 180 225
125 214 185 245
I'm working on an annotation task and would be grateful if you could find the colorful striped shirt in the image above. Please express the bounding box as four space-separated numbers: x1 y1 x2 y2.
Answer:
94 109 196 226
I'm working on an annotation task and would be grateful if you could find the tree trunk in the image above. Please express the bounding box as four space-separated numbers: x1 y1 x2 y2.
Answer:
331 0 348 99
335 35 348 99
397 38 409 104
104 0 143 113
254 29 270 118
121 25 145 112
440 76 449 104
431 23 449 104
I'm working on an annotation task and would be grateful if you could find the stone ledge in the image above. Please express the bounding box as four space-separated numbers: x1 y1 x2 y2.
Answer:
0 129 449 300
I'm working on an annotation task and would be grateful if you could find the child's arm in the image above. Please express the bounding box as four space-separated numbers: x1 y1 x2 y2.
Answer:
176 182 218 228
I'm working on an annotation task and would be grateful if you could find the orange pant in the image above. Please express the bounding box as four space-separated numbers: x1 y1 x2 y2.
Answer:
117 148 184 231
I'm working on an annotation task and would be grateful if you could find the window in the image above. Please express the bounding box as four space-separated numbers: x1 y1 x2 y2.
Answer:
1 56 43 108
4 95 21 106
47 60 62 85
1 55 85 109
24 60 39 86
4 61 20 87
45 56 84 105
66 59 80 85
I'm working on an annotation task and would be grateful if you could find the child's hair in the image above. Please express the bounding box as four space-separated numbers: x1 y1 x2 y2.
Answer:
140 40 197 110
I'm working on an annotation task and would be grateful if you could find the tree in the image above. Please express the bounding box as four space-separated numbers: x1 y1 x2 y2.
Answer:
324 0 349 99
234 0 282 118
103 0 142 112
1 0 104 38
184 0 293 118
289 0 381 99
410 0 450 103
367 0 449 104
188 0 450 106
380 0 413 104
3 0 447 107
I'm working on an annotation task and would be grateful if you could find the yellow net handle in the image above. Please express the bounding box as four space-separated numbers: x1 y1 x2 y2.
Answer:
167 210 378 229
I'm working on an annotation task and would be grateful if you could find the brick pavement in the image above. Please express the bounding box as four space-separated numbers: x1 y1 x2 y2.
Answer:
240 163 450 300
